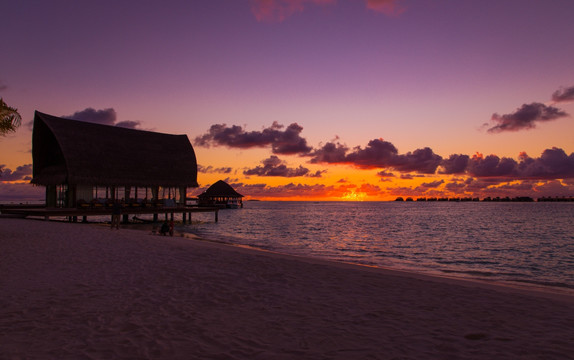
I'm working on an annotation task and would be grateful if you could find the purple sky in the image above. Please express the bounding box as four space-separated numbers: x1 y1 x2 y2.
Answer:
1 0 573 200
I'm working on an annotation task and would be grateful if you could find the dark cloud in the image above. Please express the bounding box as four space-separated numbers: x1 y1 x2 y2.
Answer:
444 181 467 194
64 108 117 126
533 180 574 197
0 81 7 92
308 142 349 164
516 148 574 179
309 138 442 174
488 103 568 133
115 120 142 129
419 180 444 188
552 85 574 103
0 164 32 181
467 153 518 177
377 170 395 178
462 148 574 180
233 181 338 199
197 165 233 174
194 122 312 155
306 170 327 178
440 154 470 174
391 147 442 174
344 139 399 168
244 155 311 177
63 108 142 129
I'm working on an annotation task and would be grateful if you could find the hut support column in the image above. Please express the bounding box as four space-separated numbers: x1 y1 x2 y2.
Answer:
123 187 130 223
179 187 186 206
46 185 57 208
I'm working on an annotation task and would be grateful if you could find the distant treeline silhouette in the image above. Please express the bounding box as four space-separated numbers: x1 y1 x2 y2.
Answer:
394 196 574 202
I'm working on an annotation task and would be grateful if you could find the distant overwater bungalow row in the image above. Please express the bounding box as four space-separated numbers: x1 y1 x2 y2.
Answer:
394 196 574 202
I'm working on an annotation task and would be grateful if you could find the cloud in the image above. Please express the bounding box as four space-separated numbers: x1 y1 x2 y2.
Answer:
344 139 401 169
551 85 574 103
467 153 518 177
366 0 406 16
0 80 7 92
308 141 349 164
115 120 142 129
309 138 443 174
444 181 467 194
516 148 574 179
488 103 569 133
63 108 142 129
230 181 339 199
198 165 233 174
391 147 442 174
439 154 470 174
377 170 395 178
439 148 574 183
357 183 383 195
0 164 32 181
244 155 311 177
418 179 444 188
250 0 404 22
306 170 327 178
64 108 117 126
194 122 312 155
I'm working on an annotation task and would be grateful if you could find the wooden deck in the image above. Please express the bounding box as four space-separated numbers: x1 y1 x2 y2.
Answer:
0 205 220 223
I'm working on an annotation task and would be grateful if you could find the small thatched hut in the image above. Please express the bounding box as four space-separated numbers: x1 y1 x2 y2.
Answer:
31 111 198 208
197 180 244 208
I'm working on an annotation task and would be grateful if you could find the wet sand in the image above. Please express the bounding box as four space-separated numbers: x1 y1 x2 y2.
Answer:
1 218 573 359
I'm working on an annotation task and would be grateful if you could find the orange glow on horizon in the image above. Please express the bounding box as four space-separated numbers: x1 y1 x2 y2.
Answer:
340 191 367 201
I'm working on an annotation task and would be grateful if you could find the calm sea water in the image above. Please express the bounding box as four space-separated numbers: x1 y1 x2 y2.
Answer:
182 201 574 292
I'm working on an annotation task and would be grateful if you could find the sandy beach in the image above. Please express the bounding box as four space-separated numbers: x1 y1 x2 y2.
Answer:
1 218 573 359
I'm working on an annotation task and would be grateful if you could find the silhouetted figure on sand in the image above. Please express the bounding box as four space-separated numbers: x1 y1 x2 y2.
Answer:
111 201 122 230
160 221 169 236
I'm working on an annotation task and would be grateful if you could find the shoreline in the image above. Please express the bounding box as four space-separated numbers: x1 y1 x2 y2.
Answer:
15 217 574 301
2 218 574 358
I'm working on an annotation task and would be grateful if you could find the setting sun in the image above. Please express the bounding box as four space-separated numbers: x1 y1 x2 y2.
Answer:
341 191 367 201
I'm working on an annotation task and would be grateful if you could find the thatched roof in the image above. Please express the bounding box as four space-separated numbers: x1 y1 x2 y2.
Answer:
198 180 244 199
31 111 198 187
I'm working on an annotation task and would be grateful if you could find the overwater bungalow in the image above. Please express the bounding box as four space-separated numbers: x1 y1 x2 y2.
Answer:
197 180 244 208
31 111 199 209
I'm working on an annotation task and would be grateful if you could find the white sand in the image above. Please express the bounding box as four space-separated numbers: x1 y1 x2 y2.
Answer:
1 218 574 359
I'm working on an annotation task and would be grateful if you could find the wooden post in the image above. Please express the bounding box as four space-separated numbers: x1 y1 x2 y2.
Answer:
67 185 77 208
215 209 218 222
46 185 57 208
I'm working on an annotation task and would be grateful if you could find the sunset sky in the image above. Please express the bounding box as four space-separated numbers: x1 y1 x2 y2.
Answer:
2 0 573 201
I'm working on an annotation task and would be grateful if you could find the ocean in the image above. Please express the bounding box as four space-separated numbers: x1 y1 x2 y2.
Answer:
182 201 574 293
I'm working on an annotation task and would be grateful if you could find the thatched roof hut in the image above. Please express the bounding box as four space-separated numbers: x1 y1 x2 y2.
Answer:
198 180 244 208
31 111 198 207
